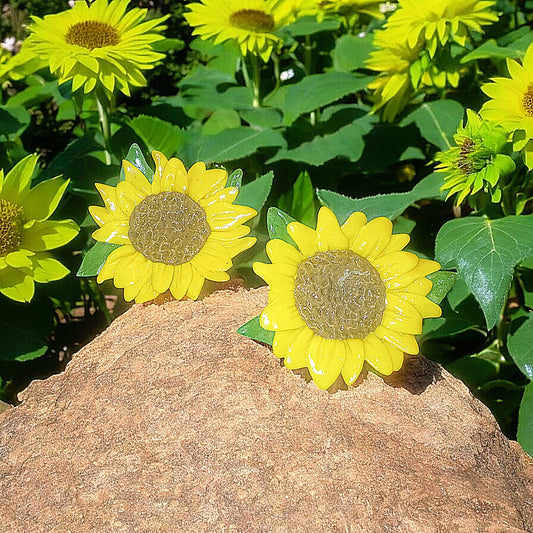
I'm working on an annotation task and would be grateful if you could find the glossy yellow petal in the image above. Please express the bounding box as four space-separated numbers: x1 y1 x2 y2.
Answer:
151 262 175 294
350 217 392 261
209 225 250 241
89 205 117 227
157 157 188 194
382 307 423 335
151 150 168 182
404 277 433 296
285 325 314 369
135 280 158 303
342 339 365 385
374 251 419 281
205 202 257 230
388 344 404 372
316 206 349 251
186 266 205 299
96 245 137 282
307 336 345 390
381 233 410 255
272 328 302 358
92 221 130 245
363 333 394 375
169 262 192 300
341 211 366 239
95 183 120 212
122 160 151 195
397 292 442 318
116 180 145 215
266 239 303 267
287 221 318 256
253 262 295 293
387 259 440 290
188 163 227 202
199 186 239 208
193 260 231 282
222 236 257 258
194 239 232 272
260 297 305 331
375 325 419 355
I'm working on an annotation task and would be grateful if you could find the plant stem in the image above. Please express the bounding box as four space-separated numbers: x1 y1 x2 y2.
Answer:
96 90 112 165
304 35 316 126
249 53 262 107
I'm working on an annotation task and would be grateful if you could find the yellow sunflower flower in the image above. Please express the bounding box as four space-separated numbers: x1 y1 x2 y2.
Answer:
481 43 533 168
320 0 384 19
253 206 441 390
366 31 420 121
0 155 79 303
185 0 295 62
26 0 167 96
385 0 497 56
89 152 257 303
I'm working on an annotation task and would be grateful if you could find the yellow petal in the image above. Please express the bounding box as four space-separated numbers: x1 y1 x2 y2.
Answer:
404 277 433 296
382 307 423 335
199 186 239 208
194 239 232 272
96 245 136 282
135 280 158 303
188 163 227 202
316 206 348 251
382 233 410 255
350 217 392 261
363 333 394 375
169 263 192 300
186 266 205 299
122 160 151 195
374 251 419 281
260 298 305 331
151 262 175 294
397 292 442 318
222 236 257 258
307 336 345 390
89 205 115 227
193 260 231 282
116 180 146 215
388 344 404 372
151 150 168 182
387 259 440 290
341 211 366 238
342 339 365 385
209 225 250 241
285 325 314 369
287 221 318 256
92 221 130 245
205 202 257 230
159 157 188 193
95 183 120 212
266 238 303 267
375 325 419 355
272 328 301 358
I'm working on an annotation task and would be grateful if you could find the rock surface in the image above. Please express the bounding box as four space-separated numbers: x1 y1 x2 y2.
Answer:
0 286 532 533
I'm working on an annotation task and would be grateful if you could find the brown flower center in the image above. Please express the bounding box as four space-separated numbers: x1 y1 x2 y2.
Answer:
228 9 275 33
293 249 387 340
65 20 120 50
0 198 24 257
128 192 210 265
522 84 533 117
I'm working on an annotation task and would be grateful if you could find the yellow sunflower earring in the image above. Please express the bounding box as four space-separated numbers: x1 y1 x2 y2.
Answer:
80 144 257 303
240 206 442 390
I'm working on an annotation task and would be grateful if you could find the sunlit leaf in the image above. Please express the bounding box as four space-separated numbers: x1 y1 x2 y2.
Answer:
517 381 533 457
508 315 533 379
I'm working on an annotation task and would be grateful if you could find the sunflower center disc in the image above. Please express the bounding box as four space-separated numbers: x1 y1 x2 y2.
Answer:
522 84 533 117
0 198 24 257
128 192 210 265
293 249 387 340
229 9 275 33
65 20 120 50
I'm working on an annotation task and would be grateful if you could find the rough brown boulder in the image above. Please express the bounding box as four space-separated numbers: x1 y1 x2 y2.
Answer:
0 286 532 532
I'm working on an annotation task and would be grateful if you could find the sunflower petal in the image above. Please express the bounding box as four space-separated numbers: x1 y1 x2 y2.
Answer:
342 339 366 385
307 336 345 390
287 221 318 256
363 333 394 375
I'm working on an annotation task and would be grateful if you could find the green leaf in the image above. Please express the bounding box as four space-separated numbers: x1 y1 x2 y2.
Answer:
129 115 184 158
278 15 340 37
0 106 30 139
202 108 241 136
77 241 120 277
237 172 273 213
266 207 298 245
191 127 286 164
267 72 373 126
118 143 154 183
427 271 457 304
267 114 376 166
332 33 375 72
508 315 533 379
277 171 317 227
226 168 243 189
461 39 526 63
237 315 274 345
402 100 464 151
317 172 445 224
0 295 53 361
517 381 533 457
435 215 533 329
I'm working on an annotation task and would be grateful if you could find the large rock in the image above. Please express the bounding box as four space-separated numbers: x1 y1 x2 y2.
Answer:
0 287 532 532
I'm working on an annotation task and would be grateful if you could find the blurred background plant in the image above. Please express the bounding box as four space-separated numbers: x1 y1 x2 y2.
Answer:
1 0 533 458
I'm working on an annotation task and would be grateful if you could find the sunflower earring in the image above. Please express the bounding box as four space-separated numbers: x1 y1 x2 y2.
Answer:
87 148 257 303
244 206 441 390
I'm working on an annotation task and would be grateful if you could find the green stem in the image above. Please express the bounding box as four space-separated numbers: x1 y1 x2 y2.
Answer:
304 35 316 126
249 53 262 107
96 90 112 165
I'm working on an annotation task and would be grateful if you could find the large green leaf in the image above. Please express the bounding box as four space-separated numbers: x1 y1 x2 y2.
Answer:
0 106 30 139
402 100 464 151
517 381 533 457
191 127 286 163
508 315 533 379
461 39 526 63
77 242 120 277
267 72 373 125
129 115 184 157
317 172 445 224
267 114 376 166
332 33 375 72
435 215 533 329
277 171 317 227
237 172 273 213
266 207 297 245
